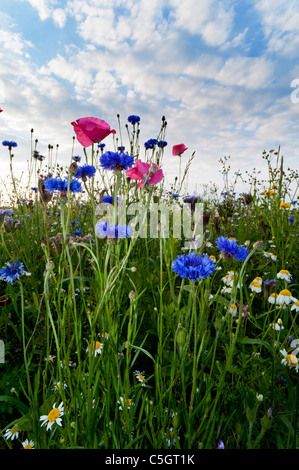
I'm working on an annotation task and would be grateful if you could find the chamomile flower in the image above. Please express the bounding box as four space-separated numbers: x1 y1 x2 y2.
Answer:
280 349 299 372
22 439 35 449
60 359 73 369
209 255 216 263
86 340 103 356
229 304 238 315
271 318 284 331
268 293 278 304
277 289 296 305
118 397 133 410
249 280 262 293
52 381 68 392
244 240 250 247
277 270 292 282
134 370 146 386
254 277 263 285
4 425 20 441
291 300 299 312
44 355 56 363
222 286 232 294
100 332 109 340
40 402 64 431
263 251 277 262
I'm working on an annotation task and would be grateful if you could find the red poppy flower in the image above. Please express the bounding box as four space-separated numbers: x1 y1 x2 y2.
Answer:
71 117 116 148
126 159 164 188
172 143 188 156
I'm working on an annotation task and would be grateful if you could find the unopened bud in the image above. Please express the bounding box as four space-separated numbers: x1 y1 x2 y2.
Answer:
253 241 263 250
129 290 136 300
176 326 186 350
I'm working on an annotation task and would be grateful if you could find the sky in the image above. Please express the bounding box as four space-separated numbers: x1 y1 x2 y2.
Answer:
0 0 299 198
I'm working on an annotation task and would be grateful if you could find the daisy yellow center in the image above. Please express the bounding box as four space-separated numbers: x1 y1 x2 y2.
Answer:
11 427 19 434
270 293 278 297
24 444 32 449
251 281 260 287
280 289 291 296
91 341 101 350
280 270 290 275
285 354 298 366
138 373 144 381
295 301 299 306
48 408 60 422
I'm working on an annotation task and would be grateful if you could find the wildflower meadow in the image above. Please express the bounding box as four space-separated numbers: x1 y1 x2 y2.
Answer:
0 114 298 451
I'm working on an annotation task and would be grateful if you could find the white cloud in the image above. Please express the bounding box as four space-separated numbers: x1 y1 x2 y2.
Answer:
215 56 274 89
169 0 234 46
0 29 32 55
22 0 67 28
253 0 299 57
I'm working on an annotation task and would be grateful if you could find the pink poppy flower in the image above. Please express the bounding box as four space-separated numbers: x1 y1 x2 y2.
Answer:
172 143 188 156
126 159 164 188
71 117 116 148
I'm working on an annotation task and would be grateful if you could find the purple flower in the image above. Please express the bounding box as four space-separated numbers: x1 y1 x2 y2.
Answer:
217 440 225 449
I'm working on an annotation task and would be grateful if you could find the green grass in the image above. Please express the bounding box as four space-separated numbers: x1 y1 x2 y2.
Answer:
0 122 298 450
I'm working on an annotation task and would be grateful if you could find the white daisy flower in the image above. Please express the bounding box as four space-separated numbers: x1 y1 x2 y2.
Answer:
268 293 278 304
134 370 146 387
249 280 262 293
60 359 72 369
280 349 299 372
4 425 20 441
276 290 296 305
118 397 133 411
40 402 64 431
277 270 292 282
229 304 238 315
22 439 35 449
256 394 263 402
44 355 56 363
271 318 284 331
86 340 103 356
52 381 68 392
291 300 299 312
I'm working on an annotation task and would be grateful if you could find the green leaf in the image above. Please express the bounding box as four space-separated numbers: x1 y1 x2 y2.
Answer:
239 337 273 354
0 395 29 415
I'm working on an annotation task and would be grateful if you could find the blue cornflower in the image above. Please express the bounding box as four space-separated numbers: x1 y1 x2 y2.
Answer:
216 236 249 261
95 221 132 239
144 139 157 150
118 146 125 152
74 164 96 180
44 177 82 193
157 140 167 148
102 195 114 204
289 217 295 225
100 151 134 171
97 143 106 149
72 155 81 162
172 252 216 281
2 140 17 148
72 230 82 236
128 115 140 125
0 260 26 284
0 209 14 216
